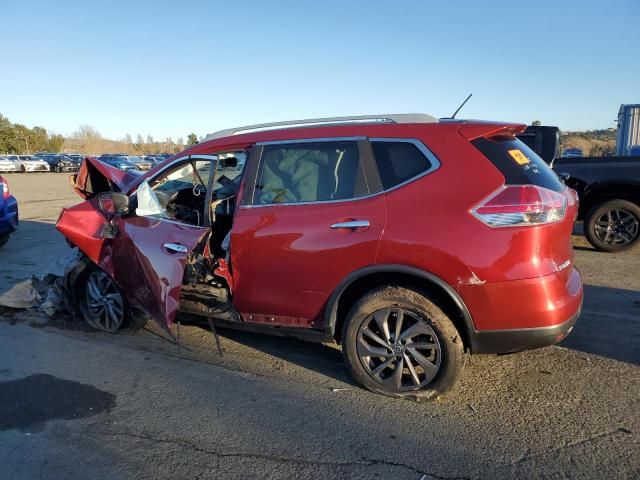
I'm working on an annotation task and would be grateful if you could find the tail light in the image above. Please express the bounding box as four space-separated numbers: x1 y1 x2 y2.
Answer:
0 177 9 200
471 185 567 227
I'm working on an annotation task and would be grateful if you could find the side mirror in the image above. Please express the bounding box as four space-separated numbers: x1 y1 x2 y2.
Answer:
220 156 238 168
97 192 130 216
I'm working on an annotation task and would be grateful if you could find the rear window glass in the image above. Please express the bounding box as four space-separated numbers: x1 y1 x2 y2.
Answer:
472 137 565 192
371 140 434 190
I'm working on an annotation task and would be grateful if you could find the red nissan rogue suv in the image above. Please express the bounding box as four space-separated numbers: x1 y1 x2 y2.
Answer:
56 114 583 398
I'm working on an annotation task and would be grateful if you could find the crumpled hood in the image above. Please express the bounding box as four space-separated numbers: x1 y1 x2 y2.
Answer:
72 157 139 199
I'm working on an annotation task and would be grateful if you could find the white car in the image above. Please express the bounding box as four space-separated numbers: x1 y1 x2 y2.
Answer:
5 155 50 172
0 156 18 173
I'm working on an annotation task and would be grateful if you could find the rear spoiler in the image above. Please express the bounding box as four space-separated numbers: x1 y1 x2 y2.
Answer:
458 121 527 141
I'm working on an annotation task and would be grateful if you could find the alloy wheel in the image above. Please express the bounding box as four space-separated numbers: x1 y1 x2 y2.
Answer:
356 308 442 391
594 209 639 247
84 270 125 332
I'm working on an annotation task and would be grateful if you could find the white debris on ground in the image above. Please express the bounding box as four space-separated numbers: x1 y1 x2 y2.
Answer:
0 280 40 309
0 248 82 315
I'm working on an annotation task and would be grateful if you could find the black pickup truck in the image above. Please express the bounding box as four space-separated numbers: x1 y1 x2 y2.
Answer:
517 126 640 252
553 156 640 252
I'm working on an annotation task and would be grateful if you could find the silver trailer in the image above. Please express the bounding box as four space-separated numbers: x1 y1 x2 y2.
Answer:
616 104 640 156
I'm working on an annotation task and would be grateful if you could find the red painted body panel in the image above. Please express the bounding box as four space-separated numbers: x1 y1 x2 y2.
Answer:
230 195 386 326
459 266 582 330
56 199 108 266
111 217 209 328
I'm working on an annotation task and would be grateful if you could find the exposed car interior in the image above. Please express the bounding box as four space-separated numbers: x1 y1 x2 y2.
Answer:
255 141 368 204
136 151 245 256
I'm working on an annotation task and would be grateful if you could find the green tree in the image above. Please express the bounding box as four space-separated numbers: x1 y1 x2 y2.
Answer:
532 120 542 126
47 134 65 153
0 114 16 153
13 124 33 154
186 133 198 146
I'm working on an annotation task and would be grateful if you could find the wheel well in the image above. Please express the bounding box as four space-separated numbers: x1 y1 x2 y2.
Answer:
331 271 472 350
580 185 640 219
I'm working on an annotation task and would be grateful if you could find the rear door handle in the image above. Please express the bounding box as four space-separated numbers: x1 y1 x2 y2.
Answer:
330 220 370 230
163 243 188 254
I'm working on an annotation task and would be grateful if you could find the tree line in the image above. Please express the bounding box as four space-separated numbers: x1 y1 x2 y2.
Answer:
0 112 199 155
0 113 65 154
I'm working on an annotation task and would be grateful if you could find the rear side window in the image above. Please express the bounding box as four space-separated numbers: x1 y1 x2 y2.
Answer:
472 137 565 192
254 140 369 205
370 139 435 190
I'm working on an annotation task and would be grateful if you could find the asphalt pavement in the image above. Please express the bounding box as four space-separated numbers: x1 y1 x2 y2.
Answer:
0 172 638 479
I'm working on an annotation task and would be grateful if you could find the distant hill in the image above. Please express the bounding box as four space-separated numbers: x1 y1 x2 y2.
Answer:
560 128 616 156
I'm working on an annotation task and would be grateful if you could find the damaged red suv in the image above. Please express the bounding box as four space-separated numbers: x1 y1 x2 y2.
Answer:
56 114 582 398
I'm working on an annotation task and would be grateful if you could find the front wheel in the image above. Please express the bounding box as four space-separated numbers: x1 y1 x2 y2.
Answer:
68 260 147 333
584 200 640 252
342 286 465 399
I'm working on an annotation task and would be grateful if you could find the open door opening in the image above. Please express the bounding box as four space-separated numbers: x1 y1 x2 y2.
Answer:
175 151 246 323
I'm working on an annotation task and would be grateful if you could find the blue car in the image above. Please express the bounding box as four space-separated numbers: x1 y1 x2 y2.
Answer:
0 176 18 247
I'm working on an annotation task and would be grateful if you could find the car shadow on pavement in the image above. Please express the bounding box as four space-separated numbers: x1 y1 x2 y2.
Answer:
192 322 356 385
572 245 596 252
561 284 640 366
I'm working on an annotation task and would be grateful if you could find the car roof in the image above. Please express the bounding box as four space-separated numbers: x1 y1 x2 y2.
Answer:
202 113 437 142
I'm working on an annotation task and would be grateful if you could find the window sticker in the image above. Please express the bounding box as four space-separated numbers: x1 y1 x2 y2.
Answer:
507 149 530 165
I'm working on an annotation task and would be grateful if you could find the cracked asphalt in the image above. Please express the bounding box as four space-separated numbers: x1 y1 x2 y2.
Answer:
0 173 639 479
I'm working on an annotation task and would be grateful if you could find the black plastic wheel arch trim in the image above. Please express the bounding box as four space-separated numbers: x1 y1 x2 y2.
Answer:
323 264 477 347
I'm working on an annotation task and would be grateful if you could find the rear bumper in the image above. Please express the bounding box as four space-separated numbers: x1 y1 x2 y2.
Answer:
461 266 583 353
470 304 581 353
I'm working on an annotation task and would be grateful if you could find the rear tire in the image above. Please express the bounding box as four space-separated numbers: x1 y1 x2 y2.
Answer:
342 286 465 399
584 200 640 252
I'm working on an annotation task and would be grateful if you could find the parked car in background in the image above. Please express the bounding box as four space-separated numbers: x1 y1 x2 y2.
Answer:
0 175 18 247
0 156 18 173
97 155 138 172
554 155 640 252
3 155 50 172
563 148 583 157
142 155 165 166
57 113 583 398
39 154 81 172
121 155 153 170
66 154 86 163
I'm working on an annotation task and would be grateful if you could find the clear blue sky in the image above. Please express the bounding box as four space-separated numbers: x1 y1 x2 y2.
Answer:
1 0 638 140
